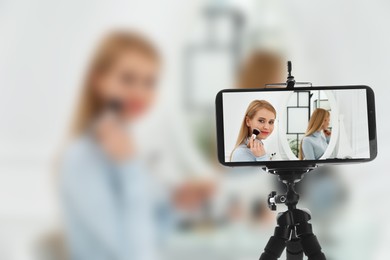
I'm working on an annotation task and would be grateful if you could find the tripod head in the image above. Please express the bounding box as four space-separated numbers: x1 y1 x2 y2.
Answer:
264 166 317 211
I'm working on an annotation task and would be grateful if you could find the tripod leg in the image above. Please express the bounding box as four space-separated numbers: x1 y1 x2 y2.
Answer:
259 226 290 260
286 238 304 260
296 223 326 260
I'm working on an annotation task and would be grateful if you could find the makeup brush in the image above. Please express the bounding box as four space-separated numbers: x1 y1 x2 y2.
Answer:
98 99 124 126
251 128 260 139
107 99 123 113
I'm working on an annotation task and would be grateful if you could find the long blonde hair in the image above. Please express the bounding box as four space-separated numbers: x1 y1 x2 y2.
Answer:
230 100 276 161
70 30 160 137
299 108 330 160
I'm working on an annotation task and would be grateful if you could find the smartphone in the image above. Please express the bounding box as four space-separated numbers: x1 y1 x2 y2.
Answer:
215 85 377 167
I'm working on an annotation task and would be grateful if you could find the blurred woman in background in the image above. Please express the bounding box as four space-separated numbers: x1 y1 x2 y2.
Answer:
237 51 283 89
230 100 276 162
60 31 162 260
299 108 331 160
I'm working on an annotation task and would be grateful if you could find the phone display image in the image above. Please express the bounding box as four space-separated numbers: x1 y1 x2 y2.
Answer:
216 86 376 167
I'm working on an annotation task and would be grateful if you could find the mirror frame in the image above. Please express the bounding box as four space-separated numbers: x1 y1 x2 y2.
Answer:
278 90 340 160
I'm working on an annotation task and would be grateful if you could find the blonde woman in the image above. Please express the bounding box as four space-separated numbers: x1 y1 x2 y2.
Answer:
299 108 331 160
230 100 276 162
60 31 162 260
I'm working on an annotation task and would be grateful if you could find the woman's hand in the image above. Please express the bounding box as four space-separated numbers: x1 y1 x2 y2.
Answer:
248 138 266 157
95 114 134 162
323 129 331 137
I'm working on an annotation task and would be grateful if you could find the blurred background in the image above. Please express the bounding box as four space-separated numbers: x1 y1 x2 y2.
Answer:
0 0 389 259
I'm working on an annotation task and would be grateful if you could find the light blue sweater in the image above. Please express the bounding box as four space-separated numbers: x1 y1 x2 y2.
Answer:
301 131 330 160
230 138 269 162
60 134 162 260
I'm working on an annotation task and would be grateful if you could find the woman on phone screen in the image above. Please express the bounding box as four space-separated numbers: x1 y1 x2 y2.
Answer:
299 108 331 160
230 100 276 162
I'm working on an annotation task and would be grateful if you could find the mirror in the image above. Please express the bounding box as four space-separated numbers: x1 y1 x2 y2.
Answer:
278 90 339 160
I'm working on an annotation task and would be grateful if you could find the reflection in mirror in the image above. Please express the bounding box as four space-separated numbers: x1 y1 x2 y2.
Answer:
285 90 331 159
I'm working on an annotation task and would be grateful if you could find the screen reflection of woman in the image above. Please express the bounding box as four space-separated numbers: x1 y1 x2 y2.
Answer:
230 100 276 162
299 108 331 160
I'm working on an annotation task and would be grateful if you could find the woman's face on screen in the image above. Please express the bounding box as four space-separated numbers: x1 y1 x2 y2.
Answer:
246 108 276 140
95 51 159 121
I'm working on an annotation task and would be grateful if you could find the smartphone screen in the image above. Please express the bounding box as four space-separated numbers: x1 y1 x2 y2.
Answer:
215 86 377 167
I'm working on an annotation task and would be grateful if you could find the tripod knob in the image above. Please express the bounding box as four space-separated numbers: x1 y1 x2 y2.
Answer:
268 191 277 211
268 191 290 211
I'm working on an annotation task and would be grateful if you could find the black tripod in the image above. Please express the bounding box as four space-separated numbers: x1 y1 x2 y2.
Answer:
259 169 326 260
